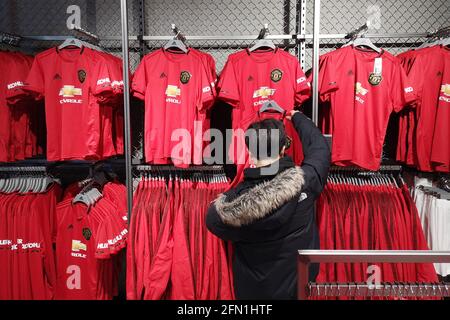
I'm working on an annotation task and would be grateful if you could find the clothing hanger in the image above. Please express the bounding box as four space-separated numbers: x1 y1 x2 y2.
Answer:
349 37 382 53
249 24 276 52
418 38 438 49
58 37 83 49
259 100 285 114
439 37 450 46
163 24 188 53
342 23 381 53
164 39 188 53
249 39 276 52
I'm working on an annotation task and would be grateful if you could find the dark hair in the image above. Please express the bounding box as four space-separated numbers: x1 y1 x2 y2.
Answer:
245 119 287 160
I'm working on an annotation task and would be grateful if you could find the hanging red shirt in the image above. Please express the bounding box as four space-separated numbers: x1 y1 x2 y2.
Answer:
132 49 215 167
218 48 311 130
25 47 117 161
406 46 447 171
430 47 450 172
218 48 310 180
316 46 415 170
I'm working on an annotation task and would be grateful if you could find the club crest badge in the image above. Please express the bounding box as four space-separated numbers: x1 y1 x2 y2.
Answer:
78 70 87 83
82 228 92 241
368 73 382 86
271 69 283 82
180 71 191 84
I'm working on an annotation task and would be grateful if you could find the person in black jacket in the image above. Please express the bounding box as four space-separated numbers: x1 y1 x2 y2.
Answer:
206 110 331 300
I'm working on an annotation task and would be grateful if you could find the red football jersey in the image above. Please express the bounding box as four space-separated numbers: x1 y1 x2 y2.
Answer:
25 47 117 161
132 49 215 166
317 46 415 170
55 199 102 300
406 46 447 171
395 47 435 168
218 48 310 171
55 196 126 300
430 46 450 171
218 48 311 130
0 52 13 162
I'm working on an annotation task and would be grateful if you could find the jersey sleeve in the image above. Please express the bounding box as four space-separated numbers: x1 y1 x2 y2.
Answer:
131 58 147 101
217 60 240 107
24 57 45 99
317 54 339 101
391 60 417 112
294 61 312 105
92 58 115 97
5 57 30 105
93 56 126 106
199 62 216 112
402 56 424 109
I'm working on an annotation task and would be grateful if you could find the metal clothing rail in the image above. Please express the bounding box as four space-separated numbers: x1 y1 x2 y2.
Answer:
330 165 403 172
135 165 224 172
0 166 47 173
20 33 430 42
309 282 450 297
72 26 100 44
0 31 21 46
297 250 450 299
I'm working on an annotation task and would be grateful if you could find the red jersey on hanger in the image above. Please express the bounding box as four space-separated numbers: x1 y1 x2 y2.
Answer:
430 46 450 171
25 47 118 161
316 46 415 170
132 49 215 167
406 46 447 171
218 48 310 179
218 48 311 130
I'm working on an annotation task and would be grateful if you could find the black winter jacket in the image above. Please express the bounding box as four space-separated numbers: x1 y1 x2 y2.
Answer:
206 112 331 300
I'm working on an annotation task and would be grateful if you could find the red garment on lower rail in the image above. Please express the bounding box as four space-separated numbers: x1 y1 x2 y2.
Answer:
314 182 438 300
127 176 234 300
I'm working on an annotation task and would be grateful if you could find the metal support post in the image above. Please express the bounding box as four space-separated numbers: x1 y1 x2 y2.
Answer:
120 0 133 227
311 0 321 125
295 0 306 69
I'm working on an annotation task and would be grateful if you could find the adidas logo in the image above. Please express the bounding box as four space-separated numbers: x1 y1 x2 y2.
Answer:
53 73 62 80
160 72 167 78
248 75 254 81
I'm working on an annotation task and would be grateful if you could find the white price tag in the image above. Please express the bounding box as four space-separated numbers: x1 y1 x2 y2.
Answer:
374 57 382 75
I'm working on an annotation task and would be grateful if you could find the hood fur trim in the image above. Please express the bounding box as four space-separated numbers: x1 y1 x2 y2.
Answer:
214 166 305 227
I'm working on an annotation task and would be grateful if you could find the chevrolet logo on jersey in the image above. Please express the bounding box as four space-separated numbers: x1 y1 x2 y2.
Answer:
440 84 450 103
59 85 82 97
59 85 83 104
441 84 450 96
355 82 368 96
165 85 181 97
72 240 87 252
253 87 276 99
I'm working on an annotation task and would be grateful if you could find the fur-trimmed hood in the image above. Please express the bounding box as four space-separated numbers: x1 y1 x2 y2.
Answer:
214 166 305 227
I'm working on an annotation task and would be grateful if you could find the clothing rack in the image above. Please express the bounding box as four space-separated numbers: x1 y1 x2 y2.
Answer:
0 31 22 46
170 24 186 43
330 165 402 173
344 23 369 40
426 25 450 39
437 176 450 193
417 185 450 201
257 23 270 40
72 26 100 45
0 166 47 173
134 165 224 172
297 250 450 299
309 282 450 298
